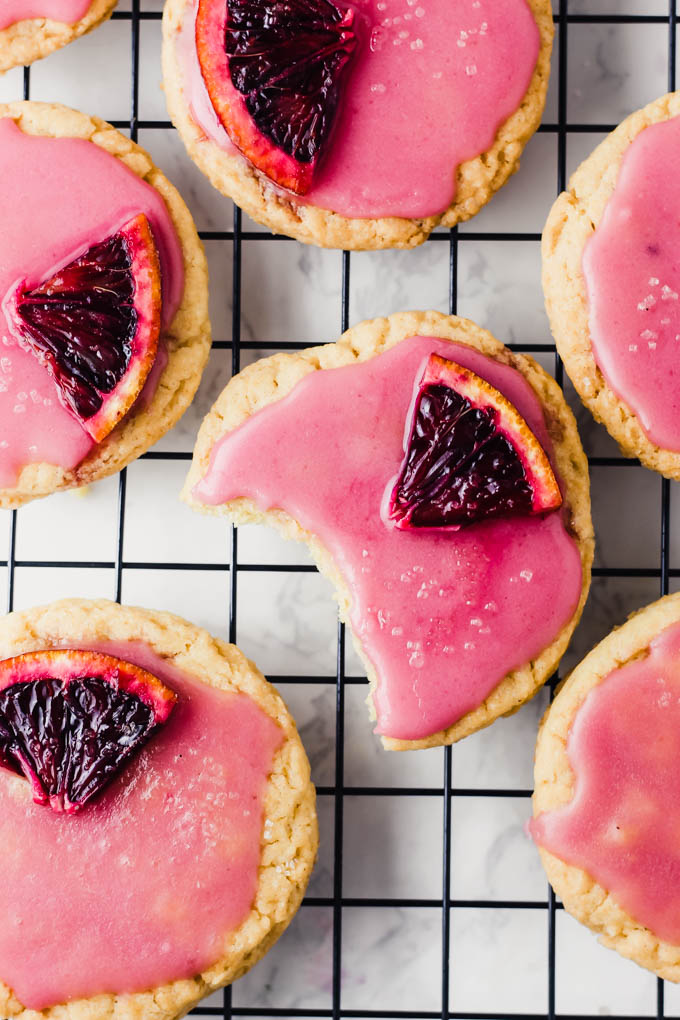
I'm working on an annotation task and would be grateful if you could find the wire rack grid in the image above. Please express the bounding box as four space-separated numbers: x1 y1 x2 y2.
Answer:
4 1 679 1018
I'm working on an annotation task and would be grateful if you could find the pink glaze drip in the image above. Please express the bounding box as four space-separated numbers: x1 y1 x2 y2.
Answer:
531 620 680 945
193 336 582 741
179 0 540 219
0 0 90 30
0 117 184 488
0 639 283 1010
583 115 680 451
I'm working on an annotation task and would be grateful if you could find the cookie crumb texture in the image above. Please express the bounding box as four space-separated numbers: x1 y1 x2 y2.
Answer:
162 0 553 249
0 102 211 509
0 598 318 1020
543 91 680 479
184 310 593 750
533 592 680 982
0 0 116 73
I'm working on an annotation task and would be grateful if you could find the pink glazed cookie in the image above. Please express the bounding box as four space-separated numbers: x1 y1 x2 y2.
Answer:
543 92 680 479
0 102 210 508
531 593 680 981
0 0 116 72
162 0 553 249
0 598 317 1020
183 311 593 750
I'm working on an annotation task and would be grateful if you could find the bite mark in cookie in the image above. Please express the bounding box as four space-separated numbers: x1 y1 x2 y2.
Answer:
184 311 593 750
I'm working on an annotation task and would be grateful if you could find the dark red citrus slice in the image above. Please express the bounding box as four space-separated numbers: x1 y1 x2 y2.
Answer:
196 0 357 194
7 213 161 443
0 649 176 814
387 354 563 530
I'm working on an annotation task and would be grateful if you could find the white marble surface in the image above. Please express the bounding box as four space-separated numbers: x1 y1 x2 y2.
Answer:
1 1 680 1017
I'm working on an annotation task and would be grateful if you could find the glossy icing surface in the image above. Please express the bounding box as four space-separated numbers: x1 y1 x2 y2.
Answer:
583 115 680 450
180 0 541 219
0 0 90 30
0 118 184 489
0 639 283 1009
194 336 582 741
531 620 680 945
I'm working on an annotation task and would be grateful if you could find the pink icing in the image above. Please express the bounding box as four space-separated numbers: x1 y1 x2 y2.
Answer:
0 639 283 1010
0 0 90 30
531 619 680 945
193 336 583 741
178 0 541 219
583 115 680 451
0 117 184 489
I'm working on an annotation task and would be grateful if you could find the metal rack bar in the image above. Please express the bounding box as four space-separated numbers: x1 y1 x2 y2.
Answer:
441 226 458 1020
547 0 569 1013
655 7 676 1019
107 8 680 23
330 251 351 1020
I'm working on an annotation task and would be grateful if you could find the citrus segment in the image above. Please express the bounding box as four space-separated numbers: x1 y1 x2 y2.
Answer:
0 649 176 813
7 213 161 443
387 353 562 530
196 0 357 194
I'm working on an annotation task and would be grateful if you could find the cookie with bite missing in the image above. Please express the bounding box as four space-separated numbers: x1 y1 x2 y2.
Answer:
183 310 593 750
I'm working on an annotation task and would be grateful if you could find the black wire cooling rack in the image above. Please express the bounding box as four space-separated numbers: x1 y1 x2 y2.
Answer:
5 1 680 1018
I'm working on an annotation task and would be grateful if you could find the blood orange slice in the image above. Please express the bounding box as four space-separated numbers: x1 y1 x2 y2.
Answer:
196 0 357 194
387 354 563 530
7 213 161 443
0 649 176 814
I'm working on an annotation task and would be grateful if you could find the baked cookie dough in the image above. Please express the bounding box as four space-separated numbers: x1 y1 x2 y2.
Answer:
0 0 115 74
183 310 593 750
543 91 680 479
0 597 318 1020
0 102 211 509
532 592 680 982
161 0 553 250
